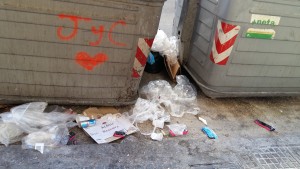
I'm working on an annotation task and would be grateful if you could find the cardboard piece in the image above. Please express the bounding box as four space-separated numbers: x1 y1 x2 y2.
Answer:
164 57 180 81
83 113 137 144
83 107 119 119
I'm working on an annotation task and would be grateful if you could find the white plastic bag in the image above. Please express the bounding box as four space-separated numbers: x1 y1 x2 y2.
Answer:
10 102 76 133
0 122 24 146
151 30 179 65
151 30 170 53
150 132 163 141
140 80 174 100
130 98 167 124
164 36 179 65
22 124 69 154
140 75 199 118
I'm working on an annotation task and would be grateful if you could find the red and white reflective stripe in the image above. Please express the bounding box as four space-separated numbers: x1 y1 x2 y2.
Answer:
132 38 154 78
210 20 240 65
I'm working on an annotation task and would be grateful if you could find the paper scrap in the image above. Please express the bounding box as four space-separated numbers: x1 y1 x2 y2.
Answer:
83 113 138 144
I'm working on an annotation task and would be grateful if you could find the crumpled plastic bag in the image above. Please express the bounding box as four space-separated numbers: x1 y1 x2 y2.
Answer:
0 122 24 146
140 75 199 118
164 36 179 65
7 102 76 133
151 30 179 65
128 98 170 136
129 98 170 126
22 124 69 154
151 30 170 53
167 124 188 137
140 80 175 101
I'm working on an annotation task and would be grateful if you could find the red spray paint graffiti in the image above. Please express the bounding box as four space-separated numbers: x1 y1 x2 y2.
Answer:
75 52 108 71
56 14 127 70
57 14 91 41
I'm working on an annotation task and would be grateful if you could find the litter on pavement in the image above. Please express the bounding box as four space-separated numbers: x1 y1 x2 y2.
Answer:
198 117 207 125
125 75 201 141
202 126 218 139
0 102 76 153
254 119 276 132
82 113 138 144
167 124 188 137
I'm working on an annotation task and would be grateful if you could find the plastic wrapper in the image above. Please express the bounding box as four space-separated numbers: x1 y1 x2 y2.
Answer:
9 102 76 133
0 122 24 146
150 132 163 141
22 124 69 154
151 30 170 53
151 30 179 65
140 75 199 118
140 80 174 100
167 124 188 137
174 75 197 98
130 98 169 124
164 36 179 65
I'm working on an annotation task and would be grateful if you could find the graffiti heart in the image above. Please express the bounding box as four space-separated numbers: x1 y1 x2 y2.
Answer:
75 51 108 71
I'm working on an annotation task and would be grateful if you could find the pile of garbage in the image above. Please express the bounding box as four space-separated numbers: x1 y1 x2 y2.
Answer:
0 75 217 152
0 102 76 153
126 75 200 141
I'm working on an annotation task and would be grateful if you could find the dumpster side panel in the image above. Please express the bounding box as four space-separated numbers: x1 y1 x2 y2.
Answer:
0 0 164 105
182 0 300 97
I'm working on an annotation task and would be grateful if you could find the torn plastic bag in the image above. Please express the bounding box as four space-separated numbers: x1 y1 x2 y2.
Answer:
0 122 24 146
174 75 197 99
140 75 199 118
167 124 188 137
10 102 76 133
140 80 174 101
151 30 171 53
130 98 167 124
22 124 69 154
129 98 170 136
164 36 179 65
151 30 179 66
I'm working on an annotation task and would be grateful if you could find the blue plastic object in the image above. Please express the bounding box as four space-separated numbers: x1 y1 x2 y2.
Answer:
147 52 155 65
202 127 218 139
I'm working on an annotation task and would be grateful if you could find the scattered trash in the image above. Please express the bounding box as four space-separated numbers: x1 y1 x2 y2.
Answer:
150 132 163 141
113 130 127 138
0 122 24 146
79 119 96 128
82 113 138 144
202 127 218 139
254 119 276 132
67 131 77 145
140 75 199 118
76 115 90 124
0 102 76 152
167 124 188 137
198 117 207 125
22 124 70 154
3 102 76 133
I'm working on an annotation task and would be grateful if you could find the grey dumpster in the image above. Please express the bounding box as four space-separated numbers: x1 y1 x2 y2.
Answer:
0 0 165 105
175 0 300 98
